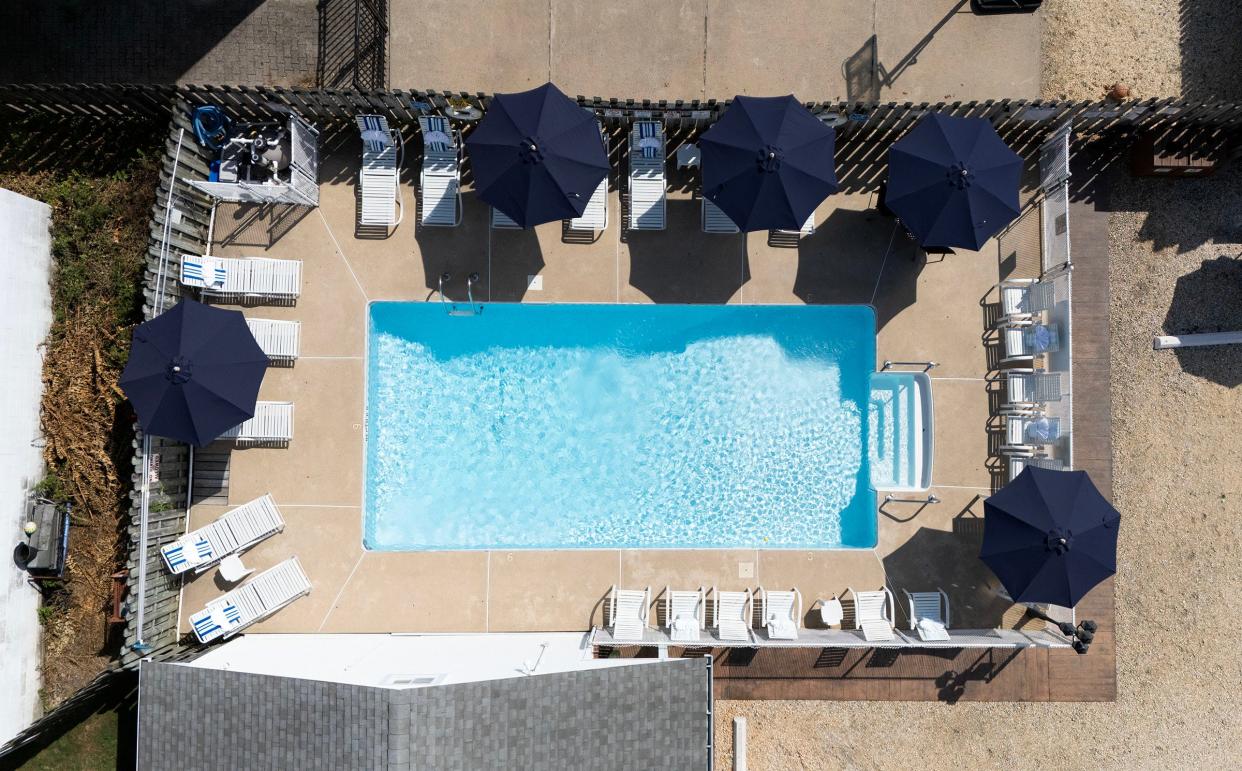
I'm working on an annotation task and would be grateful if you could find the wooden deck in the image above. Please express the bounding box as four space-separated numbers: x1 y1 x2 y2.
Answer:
707 168 1118 703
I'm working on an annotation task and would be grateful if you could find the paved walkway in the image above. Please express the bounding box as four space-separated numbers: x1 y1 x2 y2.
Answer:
0 0 318 85
391 0 1040 100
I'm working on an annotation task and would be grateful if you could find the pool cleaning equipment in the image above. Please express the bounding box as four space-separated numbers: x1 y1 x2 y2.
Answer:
192 105 232 151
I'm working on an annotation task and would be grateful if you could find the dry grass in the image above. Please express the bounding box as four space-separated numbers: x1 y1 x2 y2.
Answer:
1 123 161 706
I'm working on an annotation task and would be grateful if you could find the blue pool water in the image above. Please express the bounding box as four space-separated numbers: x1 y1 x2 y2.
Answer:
365 303 877 550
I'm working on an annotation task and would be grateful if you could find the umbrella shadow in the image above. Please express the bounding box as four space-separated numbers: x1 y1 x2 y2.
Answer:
793 206 922 329
881 503 1011 629
413 195 492 301
625 197 748 303
1161 254 1242 386
489 226 547 302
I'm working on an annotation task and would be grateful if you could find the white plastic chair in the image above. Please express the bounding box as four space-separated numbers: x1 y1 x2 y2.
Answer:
189 557 312 643
1003 368 1062 412
758 586 802 640
846 586 895 642
903 589 951 641
1009 455 1067 480
1000 321 1061 364
160 494 285 575
355 114 403 228
664 586 705 643
218 401 294 445
608 585 650 643
245 318 300 363
1001 414 1061 455
417 115 462 227
628 121 665 230
711 587 753 643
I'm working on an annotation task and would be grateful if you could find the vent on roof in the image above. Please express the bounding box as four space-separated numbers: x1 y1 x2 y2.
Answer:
382 673 446 688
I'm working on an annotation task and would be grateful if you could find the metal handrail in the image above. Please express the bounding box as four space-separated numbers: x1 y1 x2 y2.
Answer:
881 360 938 371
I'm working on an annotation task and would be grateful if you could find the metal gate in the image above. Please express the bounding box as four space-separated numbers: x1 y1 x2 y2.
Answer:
1039 123 1072 273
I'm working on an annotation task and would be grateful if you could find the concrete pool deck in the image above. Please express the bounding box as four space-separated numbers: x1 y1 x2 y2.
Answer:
178 133 1046 638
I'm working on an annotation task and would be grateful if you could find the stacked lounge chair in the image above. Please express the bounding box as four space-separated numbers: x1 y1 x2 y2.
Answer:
218 401 294 445
189 557 311 643
417 115 462 227
1009 455 1067 480
628 121 666 230
1003 368 1062 412
245 318 301 363
998 277 1057 324
161 494 285 575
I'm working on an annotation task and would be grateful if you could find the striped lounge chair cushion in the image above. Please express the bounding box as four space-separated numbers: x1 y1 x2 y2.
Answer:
636 122 661 160
423 116 452 153
192 613 221 640
358 115 392 154
222 603 242 626
193 535 213 562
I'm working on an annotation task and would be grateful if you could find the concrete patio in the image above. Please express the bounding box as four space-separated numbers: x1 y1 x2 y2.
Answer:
390 0 1040 101
176 124 1046 641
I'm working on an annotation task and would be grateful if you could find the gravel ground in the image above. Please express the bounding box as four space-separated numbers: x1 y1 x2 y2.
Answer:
715 5 1242 768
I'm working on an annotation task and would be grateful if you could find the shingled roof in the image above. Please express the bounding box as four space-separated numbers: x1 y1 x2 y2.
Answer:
138 657 711 770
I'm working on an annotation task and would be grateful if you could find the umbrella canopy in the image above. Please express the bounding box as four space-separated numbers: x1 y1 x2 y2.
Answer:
981 467 1120 607
885 113 1022 250
465 82 609 228
700 95 838 232
120 299 268 447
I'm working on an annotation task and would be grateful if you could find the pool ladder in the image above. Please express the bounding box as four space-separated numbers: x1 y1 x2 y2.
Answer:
439 271 482 316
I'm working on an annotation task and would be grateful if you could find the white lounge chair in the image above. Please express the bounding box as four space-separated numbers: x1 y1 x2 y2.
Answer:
846 586 895 642
608 585 650 644
628 121 665 230
245 318 300 363
189 557 311 643
702 198 739 234
417 115 461 227
355 114 403 228
903 589 951 642
160 494 285 575
1003 368 1062 412
664 586 705 643
712 587 753 643
218 401 294 445
758 586 802 641
568 123 609 233
1009 455 1067 480
1000 321 1061 364
181 255 302 302
999 277 1056 324
491 207 521 230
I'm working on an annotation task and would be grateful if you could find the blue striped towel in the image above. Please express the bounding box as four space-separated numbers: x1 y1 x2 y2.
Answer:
163 543 186 571
423 116 452 153
636 122 661 160
193 535 213 562
182 256 226 288
193 613 220 640
222 604 242 626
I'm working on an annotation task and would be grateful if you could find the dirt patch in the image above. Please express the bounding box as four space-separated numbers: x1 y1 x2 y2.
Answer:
1 117 162 707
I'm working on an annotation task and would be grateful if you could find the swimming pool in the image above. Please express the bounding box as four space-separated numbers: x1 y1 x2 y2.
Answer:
365 303 878 550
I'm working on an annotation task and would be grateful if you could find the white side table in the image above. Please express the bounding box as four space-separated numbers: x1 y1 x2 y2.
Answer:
819 597 844 627
218 554 254 583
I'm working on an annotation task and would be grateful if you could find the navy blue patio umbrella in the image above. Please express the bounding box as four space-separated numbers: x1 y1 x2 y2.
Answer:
120 299 268 447
700 95 838 232
981 467 1120 607
885 113 1022 250
464 82 610 228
